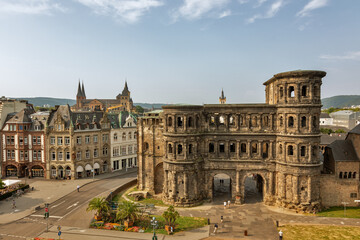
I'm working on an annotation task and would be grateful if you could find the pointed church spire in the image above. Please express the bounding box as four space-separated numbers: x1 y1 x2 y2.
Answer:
219 88 226 104
122 80 130 96
76 80 82 97
82 81 86 98
221 88 225 99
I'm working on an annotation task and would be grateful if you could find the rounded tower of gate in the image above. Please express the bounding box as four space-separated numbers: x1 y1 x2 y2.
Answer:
264 70 326 212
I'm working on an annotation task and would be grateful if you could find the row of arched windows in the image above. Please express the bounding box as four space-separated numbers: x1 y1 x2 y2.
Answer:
279 85 309 99
339 171 357 179
279 115 317 129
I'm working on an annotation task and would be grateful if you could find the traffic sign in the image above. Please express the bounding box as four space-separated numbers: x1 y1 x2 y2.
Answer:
58 231 61 236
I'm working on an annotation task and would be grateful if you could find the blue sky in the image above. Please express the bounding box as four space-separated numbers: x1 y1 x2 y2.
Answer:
0 0 359 104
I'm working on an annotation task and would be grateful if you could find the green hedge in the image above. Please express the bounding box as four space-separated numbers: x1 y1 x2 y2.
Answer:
0 184 30 201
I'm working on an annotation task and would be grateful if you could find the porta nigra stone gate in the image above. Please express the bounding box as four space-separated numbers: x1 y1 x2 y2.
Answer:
137 70 326 212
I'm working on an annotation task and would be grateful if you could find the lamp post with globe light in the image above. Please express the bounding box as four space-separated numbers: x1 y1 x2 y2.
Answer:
151 216 158 240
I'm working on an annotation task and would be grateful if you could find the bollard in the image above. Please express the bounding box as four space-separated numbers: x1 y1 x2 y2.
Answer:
244 230 248 236
276 220 279 227
207 218 210 225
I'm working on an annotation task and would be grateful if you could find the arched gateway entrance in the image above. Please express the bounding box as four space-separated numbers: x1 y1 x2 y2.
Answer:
243 174 264 203
212 173 232 203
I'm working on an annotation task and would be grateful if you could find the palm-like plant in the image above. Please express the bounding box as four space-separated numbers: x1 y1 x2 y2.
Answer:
116 200 140 223
162 205 179 227
86 197 110 219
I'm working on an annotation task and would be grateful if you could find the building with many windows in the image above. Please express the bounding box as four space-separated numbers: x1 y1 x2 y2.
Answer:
108 112 137 172
1 107 47 178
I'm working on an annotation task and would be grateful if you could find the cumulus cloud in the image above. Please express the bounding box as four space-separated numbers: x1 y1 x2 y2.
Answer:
218 9 231 18
246 0 284 23
320 51 360 61
75 0 164 23
0 0 66 15
297 0 328 17
174 0 230 20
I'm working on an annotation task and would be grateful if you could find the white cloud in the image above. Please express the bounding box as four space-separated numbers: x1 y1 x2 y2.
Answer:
218 9 231 18
75 0 164 23
254 0 267 8
238 0 249 4
175 0 230 20
297 0 328 17
0 0 66 15
320 51 360 61
246 0 284 23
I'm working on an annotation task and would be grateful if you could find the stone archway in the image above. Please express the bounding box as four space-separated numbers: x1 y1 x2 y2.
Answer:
212 173 232 203
154 162 164 194
242 173 266 204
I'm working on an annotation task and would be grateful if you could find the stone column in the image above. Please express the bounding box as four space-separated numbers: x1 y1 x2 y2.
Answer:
173 114 176 133
215 141 219 158
226 140 230 158
235 170 241 204
269 171 274 196
307 176 312 203
172 171 177 200
292 175 299 203
247 140 251 158
225 114 229 132
236 115 240 130
269 140 274 159
259 140 263 159
184 172 188 198
236 141 240 160
184 115 187 131
279 173 286 199
165 140 168 158
164 170 169 195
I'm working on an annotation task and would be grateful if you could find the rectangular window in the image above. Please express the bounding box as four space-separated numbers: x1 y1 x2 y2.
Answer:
19 125 23 130
25 151 28 160
65 137 70 145
122 159 126 169
11 150 15 159
51 152 56 160
219 143 225 153
37 136 41 145
6 136 10 145
113 147 119 157
10 125 13 131
128 146 133 154
350 193 357 198
77 151 81 160
51 168 56 177
11 136 14 145
102 134 108 143
76 136 81 145
94 149 98 158
38 151 42 160
57 137 63 145
19 137 23 145
7 150 11 159
14 125 16 131
230 143 236 153
134 132 136 139
86 150 90 159
20 150 24 160
93 135 98 143
50 137 55 145
33 136 37 145
33 150 37 160
103 147 108 156
85 135 90 144
58 151 63 160
24 137 28 145
121 146 126 155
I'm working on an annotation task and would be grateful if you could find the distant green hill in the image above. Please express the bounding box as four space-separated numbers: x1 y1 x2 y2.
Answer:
13 97 76 107
322 95 360 109
12 97 167 109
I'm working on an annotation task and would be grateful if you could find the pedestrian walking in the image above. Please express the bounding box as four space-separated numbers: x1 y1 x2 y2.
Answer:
77 185 80 192
227 200 231 208
224 201 227 209
213 223 218 234
221 215 223 223
279 230 283 240
12 199 16 209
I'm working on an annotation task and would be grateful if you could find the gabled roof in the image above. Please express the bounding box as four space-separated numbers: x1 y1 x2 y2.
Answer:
107 111 137 129
6 108 34 124
320 113 331 118
320 134 346 145
71 111 104 130
48 105 72 129
349 124 360 135
328 140 359 162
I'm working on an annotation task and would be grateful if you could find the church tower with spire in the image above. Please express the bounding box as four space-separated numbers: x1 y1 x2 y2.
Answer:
76 80 86 109
219 89 226 104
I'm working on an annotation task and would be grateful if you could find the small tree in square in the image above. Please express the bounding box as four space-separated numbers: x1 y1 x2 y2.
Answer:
162 205 179 228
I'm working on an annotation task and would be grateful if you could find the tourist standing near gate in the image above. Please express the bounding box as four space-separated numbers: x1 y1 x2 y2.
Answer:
279 230 283 240
224 201 227 209
213 223 218 234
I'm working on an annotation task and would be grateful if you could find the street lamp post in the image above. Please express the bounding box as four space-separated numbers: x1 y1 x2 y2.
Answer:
151 216 158 240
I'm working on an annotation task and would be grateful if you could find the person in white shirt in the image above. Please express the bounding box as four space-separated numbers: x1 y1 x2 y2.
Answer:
279 230 283 240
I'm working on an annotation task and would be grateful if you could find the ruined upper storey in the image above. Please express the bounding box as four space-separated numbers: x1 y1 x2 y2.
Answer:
264 70 326 105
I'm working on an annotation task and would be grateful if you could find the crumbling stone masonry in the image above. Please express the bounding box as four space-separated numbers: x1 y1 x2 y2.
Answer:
137 70 326 212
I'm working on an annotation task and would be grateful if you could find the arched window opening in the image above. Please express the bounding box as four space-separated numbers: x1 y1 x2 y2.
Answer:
168 117 172 127
302 86 307 97
301 146 306 157
288 116 294 127
229 116 234 125
219 143 225 153
240 115 245 126
280 116 283 127
210 116 215 125
114 133 118 141
262 143 269 158
230 143 236 153
219 116 225 125
177 144 183 154
289 86 295 98
144 142 149 151
349 172 352 178
354 172 357 178
188 144 193 154
263 116 269 127
209 143 214 153
177 117 183 127
188 117 193 127
251 116 257 127
280 87 284 98
251 142 258 154
344 172 348 179
288 145 294 156
241 143 247 153
279 144 283 154
301 116 307 128
168 144 173 153
339 172 343 178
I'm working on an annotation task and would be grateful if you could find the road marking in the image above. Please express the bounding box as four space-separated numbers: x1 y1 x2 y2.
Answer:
0 233 26 239
30 214 62 219
51 200 66 208
66 201 79 209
